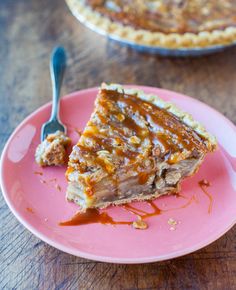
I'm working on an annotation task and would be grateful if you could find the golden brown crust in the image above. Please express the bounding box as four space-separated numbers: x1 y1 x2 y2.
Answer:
73 190 176 211
66 0 236 49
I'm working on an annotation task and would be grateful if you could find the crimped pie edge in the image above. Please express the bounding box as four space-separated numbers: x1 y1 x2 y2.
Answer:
101 83 217 151
66 0 236 49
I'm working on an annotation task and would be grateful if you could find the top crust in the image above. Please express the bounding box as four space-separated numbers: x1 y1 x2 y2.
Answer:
66 0 236 49
101 83 217 151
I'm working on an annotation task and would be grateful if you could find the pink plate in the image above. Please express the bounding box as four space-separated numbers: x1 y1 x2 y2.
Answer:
1 86 236 264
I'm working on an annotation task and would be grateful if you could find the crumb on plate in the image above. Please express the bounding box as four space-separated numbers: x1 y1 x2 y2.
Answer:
132 217 148 230
168 218 179 231
168 218 178 226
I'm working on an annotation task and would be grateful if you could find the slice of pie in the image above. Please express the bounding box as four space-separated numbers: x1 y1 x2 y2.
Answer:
66 83 217 210
66 0 236 49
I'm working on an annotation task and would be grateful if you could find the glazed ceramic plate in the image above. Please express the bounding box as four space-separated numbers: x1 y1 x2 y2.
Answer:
1 86 236 264
66 1 236 57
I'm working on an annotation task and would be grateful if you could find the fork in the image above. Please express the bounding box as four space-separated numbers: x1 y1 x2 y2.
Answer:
41 46 67 141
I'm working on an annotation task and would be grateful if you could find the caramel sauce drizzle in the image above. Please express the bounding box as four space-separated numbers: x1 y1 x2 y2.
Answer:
198 179 213 213
163 195 197 211
34 171 43 176
59 195 201 227
59 203 161 227
59 208 132 226
72 89 208 191
138 172 149 185
78 123 139 169
103 89 206 153
123 201 161 219
174 193 188 199
121 114 144 136
78 89 206 172
97 97 144 136
75 128 82 136
55 184 62 192
66 166 74 175
26 207 34 213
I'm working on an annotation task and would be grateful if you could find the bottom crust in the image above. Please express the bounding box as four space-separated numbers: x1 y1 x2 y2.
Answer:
67 186 179 211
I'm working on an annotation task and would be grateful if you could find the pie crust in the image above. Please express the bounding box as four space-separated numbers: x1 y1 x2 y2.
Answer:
66 0 236 49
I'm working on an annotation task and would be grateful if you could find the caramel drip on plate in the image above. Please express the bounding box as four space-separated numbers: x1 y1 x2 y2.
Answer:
59 208 132 226
123 201 162 219
60 179 214 227
34 171 43 176
198 179 213 213
75 128 82 136
163 195 197 211
174 193 189 199
60 201 162 227
26 207 34 213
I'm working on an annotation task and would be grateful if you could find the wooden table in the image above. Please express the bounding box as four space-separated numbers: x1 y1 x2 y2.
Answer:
1 1 236 289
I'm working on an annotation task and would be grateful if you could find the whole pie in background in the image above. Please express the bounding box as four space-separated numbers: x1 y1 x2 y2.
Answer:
66 0 236 51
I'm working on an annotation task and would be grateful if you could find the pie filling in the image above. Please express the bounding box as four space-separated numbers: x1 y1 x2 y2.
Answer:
66 84 216 210
85 0 236 34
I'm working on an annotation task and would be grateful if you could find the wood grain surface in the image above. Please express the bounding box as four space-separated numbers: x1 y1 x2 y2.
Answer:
0 1 236 289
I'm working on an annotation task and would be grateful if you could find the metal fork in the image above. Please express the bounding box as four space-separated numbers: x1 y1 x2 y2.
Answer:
41 46 67 141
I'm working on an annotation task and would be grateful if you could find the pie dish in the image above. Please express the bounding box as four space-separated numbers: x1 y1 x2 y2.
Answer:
66 83 217 210
66 0 236 50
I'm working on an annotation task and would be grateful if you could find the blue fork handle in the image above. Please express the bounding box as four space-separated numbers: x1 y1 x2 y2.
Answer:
50 46 67 121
